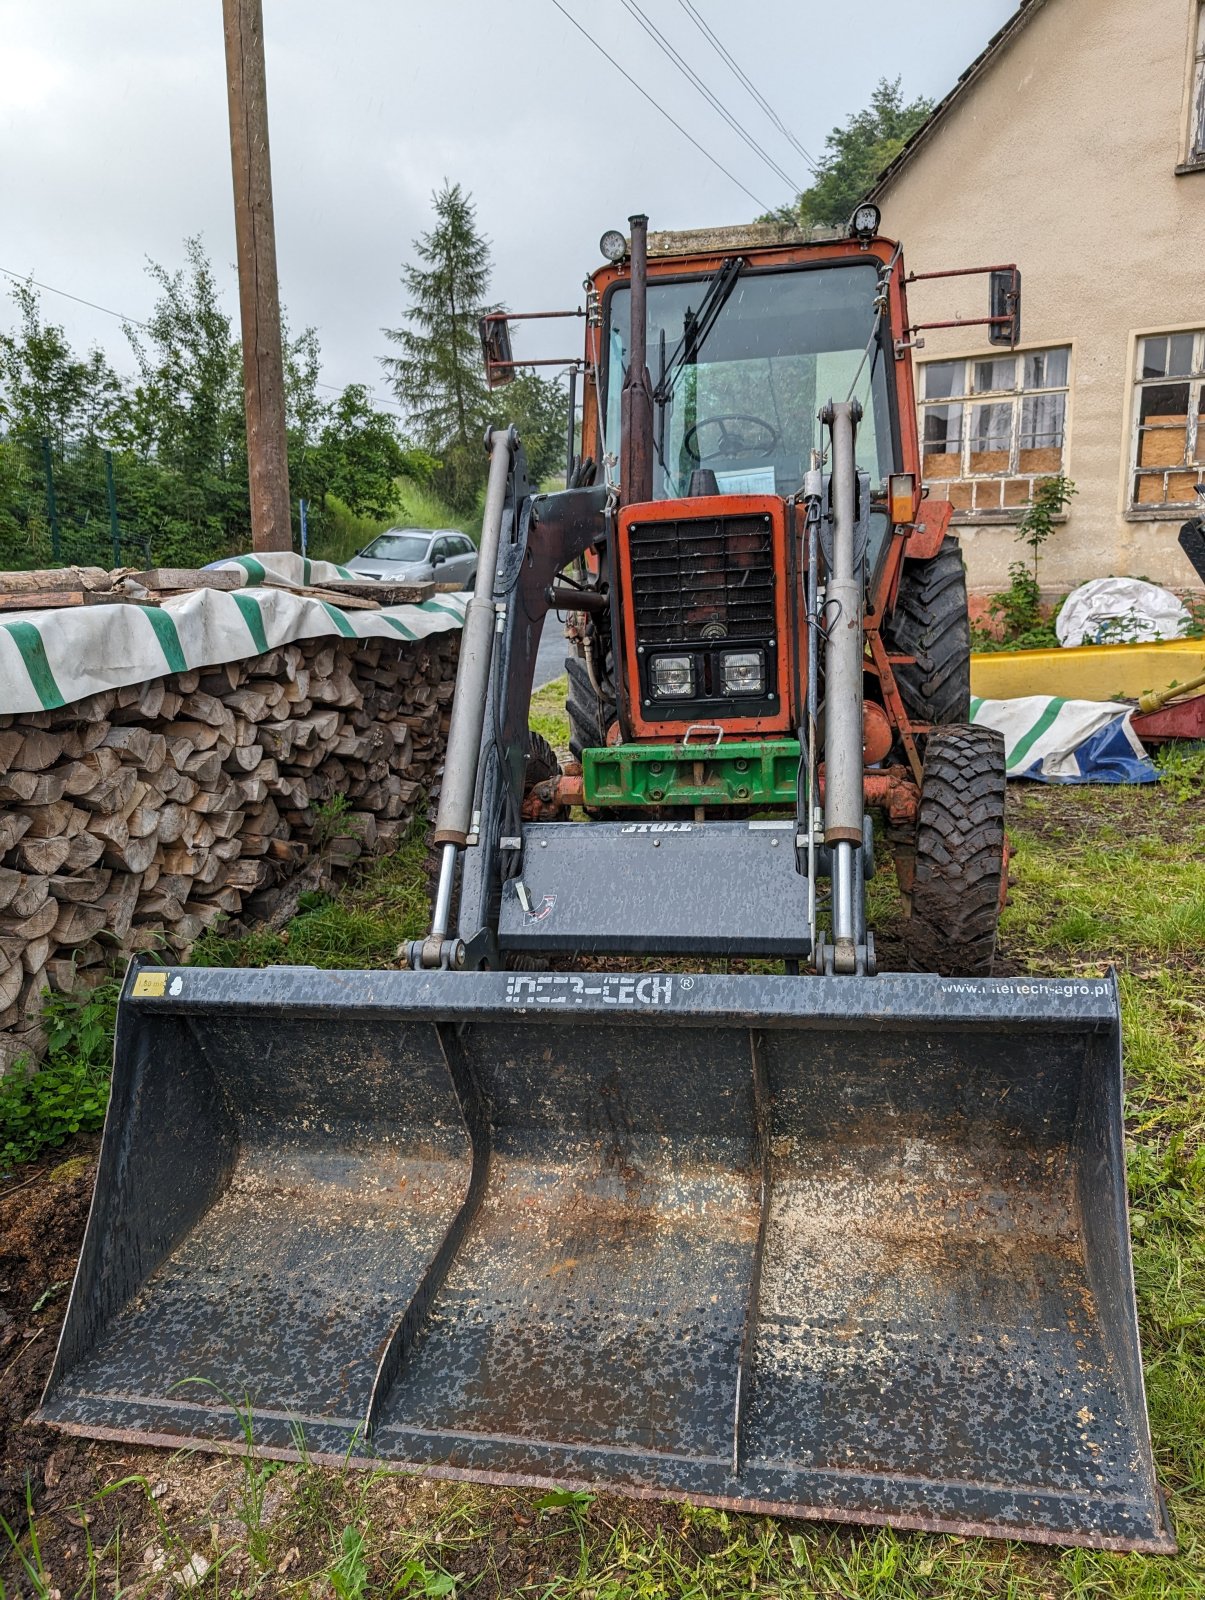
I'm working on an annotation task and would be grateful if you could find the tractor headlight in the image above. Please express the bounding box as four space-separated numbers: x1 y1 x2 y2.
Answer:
650 654 695 699
720 650 766 696
849 203 881 238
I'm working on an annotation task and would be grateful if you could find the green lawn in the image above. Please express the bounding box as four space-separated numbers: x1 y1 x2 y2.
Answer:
2 716 1203 1598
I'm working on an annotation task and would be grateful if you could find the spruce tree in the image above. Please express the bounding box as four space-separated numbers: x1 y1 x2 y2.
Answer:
381 182 493 510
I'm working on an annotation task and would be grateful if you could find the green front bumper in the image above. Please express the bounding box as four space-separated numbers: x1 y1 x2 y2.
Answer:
582 739 802 808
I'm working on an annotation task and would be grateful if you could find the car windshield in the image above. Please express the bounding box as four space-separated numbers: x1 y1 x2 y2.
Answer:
360 532 430 562
605 261 894 500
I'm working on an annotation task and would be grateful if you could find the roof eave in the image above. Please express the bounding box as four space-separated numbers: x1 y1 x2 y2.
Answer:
867 0 1053 203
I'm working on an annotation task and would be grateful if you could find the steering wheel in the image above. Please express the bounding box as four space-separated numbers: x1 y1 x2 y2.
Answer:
683 412 780 464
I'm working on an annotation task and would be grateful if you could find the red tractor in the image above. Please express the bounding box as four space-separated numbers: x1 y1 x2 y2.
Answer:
41 213 1169 1556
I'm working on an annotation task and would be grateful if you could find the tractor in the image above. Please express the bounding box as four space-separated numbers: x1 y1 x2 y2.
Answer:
40 213 1171 1554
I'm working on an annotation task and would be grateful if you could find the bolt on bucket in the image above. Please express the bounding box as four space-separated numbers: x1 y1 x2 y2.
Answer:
40 962 1173 1552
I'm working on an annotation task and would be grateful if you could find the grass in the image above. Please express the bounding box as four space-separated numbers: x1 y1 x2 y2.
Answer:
3 756 1204 1597
191 819 433 972
529 673 572 754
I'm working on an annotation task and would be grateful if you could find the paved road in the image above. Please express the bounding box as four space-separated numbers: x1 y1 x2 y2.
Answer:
534 621 569 690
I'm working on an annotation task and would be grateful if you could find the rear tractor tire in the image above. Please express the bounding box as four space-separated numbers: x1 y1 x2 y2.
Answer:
883 535 971 729
905 725 1006 977
565 653 616 760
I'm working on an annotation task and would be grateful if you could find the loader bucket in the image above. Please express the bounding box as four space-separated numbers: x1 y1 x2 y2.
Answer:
41 962 1172 1552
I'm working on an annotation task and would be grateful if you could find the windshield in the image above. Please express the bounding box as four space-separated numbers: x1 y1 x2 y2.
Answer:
605 261 895 500
360 532 430 562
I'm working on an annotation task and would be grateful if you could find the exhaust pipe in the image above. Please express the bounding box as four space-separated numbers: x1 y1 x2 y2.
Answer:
821 401 865 976
620 213 654 506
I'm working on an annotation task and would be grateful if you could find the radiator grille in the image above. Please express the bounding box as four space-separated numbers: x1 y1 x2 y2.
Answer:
627 514 776 646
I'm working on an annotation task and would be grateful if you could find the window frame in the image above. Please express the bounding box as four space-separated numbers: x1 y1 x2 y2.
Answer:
1180 0 1205 171
1126 325 1205 518
917 344 1073 520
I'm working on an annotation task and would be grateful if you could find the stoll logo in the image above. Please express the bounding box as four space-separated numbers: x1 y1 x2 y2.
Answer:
619 822 693 834
505 974 675 1007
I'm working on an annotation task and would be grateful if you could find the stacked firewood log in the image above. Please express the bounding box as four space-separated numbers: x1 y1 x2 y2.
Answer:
0 631 458 1072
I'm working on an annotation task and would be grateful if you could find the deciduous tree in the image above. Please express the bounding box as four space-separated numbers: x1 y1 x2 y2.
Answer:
777 79 933 228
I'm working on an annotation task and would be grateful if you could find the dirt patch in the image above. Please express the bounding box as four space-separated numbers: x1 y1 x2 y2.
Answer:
1008 778 1204 851
0 1135 100 1526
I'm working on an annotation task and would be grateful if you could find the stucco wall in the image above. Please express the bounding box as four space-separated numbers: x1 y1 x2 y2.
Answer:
878 0 1205 596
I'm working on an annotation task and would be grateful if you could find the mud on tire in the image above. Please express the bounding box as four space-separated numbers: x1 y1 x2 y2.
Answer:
906 725 1006 977
884 535 971 728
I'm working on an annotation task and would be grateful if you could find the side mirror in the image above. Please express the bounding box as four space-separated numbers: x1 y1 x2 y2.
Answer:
479 315 516 389
432 552 446 566
988 268 1022 347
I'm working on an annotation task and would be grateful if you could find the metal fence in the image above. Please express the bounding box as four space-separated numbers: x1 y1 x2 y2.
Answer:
1 435 153 571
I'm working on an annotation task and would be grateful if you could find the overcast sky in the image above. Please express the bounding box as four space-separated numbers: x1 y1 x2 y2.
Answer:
1 0 1016 419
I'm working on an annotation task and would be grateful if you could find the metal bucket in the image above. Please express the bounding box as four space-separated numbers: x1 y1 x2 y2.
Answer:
40 961 1173 1552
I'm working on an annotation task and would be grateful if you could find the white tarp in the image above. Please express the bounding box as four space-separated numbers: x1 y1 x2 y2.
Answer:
1055 577 1190 648
971 694 1156 783
0 558 467 715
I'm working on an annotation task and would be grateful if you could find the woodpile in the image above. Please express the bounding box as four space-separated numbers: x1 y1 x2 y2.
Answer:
0 631 458 1073
0 566 450 612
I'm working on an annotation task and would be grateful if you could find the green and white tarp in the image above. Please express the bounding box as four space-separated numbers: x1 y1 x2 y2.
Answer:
0 555 467 715
971 695 1157 784
210 551 365 588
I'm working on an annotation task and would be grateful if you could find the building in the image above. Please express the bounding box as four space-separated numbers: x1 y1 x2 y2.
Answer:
872 0 1205 601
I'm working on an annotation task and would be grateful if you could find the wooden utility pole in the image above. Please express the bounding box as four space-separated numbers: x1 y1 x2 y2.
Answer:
223 0 291 551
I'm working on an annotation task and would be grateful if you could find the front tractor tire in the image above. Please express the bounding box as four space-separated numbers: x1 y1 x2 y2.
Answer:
906 725 1007 977
883 535 971 728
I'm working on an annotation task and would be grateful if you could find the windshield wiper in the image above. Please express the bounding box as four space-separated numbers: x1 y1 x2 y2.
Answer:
652 256 744 407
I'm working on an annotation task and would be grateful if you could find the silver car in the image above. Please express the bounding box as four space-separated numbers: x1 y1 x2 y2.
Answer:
345 527 477 586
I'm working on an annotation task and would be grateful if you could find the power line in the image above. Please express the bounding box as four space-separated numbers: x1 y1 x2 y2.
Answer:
0 264 152 331
675 0 821 177
547 0 771 212
0 264 406 415
316 378 406 414
616 0 806 196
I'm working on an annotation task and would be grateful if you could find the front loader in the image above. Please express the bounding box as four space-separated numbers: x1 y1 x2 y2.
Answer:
41 216 1172 1552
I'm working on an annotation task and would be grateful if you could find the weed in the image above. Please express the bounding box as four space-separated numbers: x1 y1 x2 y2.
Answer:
0 981 120 1169
970 475 1077 651
536 1489 595 1583
312 790 354 846
391 1555 457 1596
1018 472 1077 582
328 1524 370 1599
1154 740 1205 802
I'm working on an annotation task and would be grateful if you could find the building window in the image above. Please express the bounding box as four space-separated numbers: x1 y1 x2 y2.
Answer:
919 348 1070 515
1130 330 1205 511
1189 2 1205 166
